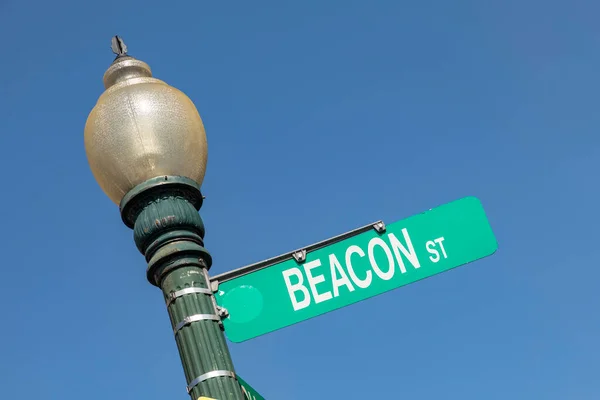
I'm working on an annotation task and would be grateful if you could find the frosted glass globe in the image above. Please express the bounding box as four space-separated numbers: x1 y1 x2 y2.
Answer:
84 56 207 205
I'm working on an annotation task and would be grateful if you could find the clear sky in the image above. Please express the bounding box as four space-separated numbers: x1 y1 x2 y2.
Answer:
1 1 598 399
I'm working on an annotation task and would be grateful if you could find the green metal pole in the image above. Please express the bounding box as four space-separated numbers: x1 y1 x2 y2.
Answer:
120 175 244 400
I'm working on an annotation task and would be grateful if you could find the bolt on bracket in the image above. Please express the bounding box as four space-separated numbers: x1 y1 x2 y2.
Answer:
217 306 229 319
373 220 386 233
292 249 307 263
201 269 226 327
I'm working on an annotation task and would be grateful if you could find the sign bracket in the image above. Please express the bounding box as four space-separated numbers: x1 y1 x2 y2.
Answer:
210 220 386 284
292 249 306 263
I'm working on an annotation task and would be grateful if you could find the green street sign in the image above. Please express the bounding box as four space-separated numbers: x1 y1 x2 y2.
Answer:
213 196 497 343
238 375 266 400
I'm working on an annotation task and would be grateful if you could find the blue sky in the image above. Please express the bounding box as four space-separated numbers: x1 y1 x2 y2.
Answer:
1 0 598 399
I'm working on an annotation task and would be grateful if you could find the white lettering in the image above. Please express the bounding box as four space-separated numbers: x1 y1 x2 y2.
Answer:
435 237 447 258
388 228 421 273
241 385 254 400
303 259 333 304
345 245 372 289
329 254 355 297
426 240 440 262
368 237 395 280
282 268 311 311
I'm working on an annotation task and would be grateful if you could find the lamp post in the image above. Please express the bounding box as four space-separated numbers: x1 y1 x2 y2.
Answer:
84 37 245 400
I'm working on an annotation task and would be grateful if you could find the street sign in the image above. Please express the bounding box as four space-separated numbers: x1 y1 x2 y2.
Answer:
238 375 266 400
213 196 497 343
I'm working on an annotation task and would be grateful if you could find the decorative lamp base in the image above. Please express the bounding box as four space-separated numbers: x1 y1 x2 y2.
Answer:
120 176 244 400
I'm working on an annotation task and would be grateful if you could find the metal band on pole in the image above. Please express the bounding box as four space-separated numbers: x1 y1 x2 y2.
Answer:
174 314 220 335
167 287 213 306
186 370 237 394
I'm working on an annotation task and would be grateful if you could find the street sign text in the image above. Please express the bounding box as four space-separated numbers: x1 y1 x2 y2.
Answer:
214 196 497 343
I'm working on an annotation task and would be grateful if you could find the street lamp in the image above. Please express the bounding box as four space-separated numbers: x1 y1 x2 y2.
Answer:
84 36 244 400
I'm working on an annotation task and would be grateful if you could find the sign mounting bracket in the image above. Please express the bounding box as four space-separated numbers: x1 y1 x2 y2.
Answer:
210 220 386 284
